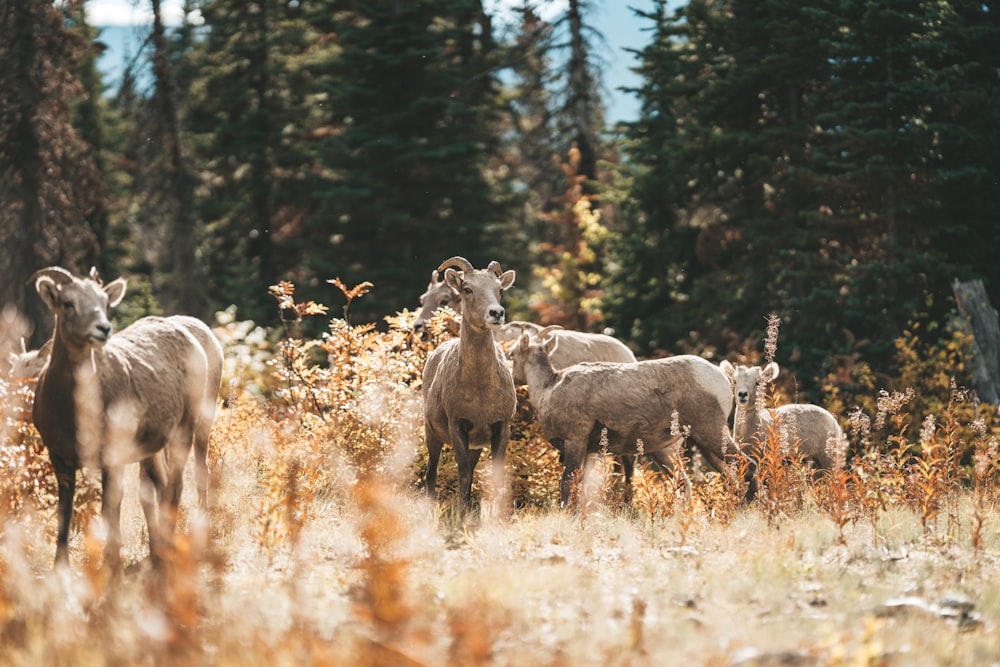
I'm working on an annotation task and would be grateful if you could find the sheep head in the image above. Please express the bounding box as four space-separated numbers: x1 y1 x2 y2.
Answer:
437 257 515 333
33 266 127 356
720 360 779 407
414 269 462 338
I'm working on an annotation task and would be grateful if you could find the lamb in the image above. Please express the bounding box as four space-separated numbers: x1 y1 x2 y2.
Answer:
510 331 754 506
30 266 223 567
422 257 517 506
719 361 844 471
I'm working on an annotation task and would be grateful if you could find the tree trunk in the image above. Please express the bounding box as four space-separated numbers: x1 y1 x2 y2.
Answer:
151 0 202 316
951 278 1000 405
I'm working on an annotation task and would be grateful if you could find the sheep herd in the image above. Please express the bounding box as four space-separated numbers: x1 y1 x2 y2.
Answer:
417 257 844 510
12 259 844 570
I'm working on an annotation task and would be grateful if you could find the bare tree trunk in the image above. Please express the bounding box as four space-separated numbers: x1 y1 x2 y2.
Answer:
566 0 597 182
951 278 1000 405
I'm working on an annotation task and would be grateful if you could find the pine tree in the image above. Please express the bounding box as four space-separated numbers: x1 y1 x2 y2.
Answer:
0 0 101 343
305 0 506 323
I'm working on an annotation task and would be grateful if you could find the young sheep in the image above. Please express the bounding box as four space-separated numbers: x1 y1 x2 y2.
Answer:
510 332 754 506
422 257 517 507
719 361 844 471
31 266 223 568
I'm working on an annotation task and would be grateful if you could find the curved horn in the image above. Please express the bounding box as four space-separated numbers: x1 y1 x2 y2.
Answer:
436 256 474 273
88 266 103 284
486 260 503 276
28 267 75 286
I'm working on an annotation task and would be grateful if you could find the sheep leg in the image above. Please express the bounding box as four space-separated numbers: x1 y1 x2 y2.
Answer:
451 423 479 506
193 415 213 511
139 455 167 563
162 440 191 549
425 434 444 500
560 443 588 508
489 421 510 508
101 465 126 570
647 447 692 499
50 457 77 566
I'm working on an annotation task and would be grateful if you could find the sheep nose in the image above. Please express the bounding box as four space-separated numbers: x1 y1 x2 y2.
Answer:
737 390 748 403
487 305 505 323
96 323 112 338
413 320 425 334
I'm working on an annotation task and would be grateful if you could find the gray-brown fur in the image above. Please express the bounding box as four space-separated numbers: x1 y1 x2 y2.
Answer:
510 333 752 505
412 274 637 368
413 269 462 338
720 361 844 471
498 321 637 368
31 266 223 568
422 257 517 506
9 337 52 380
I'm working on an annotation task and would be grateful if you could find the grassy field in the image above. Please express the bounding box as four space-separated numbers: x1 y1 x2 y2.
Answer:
2 301 999 666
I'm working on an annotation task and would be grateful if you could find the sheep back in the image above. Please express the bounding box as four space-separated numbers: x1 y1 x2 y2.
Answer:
771 403 843 469
34 315 220 469
536 355 733 456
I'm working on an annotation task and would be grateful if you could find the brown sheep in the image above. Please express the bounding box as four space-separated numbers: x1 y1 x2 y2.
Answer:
510 332 755 506
422 257 517 507
31 266 223 568
720 361 844 470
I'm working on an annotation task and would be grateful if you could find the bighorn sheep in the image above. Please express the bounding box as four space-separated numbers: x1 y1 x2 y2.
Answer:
422 257 517 506
31 266 223 567
413 271 637 368
413 269 462 339
495 320 636 366
719 361 844 471
510 331 754 506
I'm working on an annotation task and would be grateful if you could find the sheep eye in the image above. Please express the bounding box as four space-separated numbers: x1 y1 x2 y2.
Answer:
61 300 74 312
439 298 450 307
463 287 472 295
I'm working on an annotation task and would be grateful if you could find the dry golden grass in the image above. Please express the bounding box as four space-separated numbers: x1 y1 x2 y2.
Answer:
2 296 1000 666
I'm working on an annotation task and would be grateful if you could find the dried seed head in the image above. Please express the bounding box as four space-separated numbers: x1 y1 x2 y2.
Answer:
764 314 781 364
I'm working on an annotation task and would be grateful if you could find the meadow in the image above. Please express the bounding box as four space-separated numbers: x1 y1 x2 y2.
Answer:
1 284 999 666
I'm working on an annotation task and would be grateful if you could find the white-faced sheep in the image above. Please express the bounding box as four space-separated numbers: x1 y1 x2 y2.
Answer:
422 257 517 506
719 361 844 471
30 266 223 568
510 331 755 506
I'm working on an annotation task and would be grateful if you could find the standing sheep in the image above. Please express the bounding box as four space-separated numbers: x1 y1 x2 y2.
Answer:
719 361 844 471
510 332 754 506
31 266 223 567
422 257 517 506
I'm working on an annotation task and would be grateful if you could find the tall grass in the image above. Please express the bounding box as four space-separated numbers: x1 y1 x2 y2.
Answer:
1 288 999 665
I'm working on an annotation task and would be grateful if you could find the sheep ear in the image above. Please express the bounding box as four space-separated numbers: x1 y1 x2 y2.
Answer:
720 360 736 380
442 268 462 291
762 362 779 382
35 277 61 312
499 269 515 291
104 278 127 307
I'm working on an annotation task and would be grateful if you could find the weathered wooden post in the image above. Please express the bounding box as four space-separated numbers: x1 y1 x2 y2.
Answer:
951 278 1000 405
